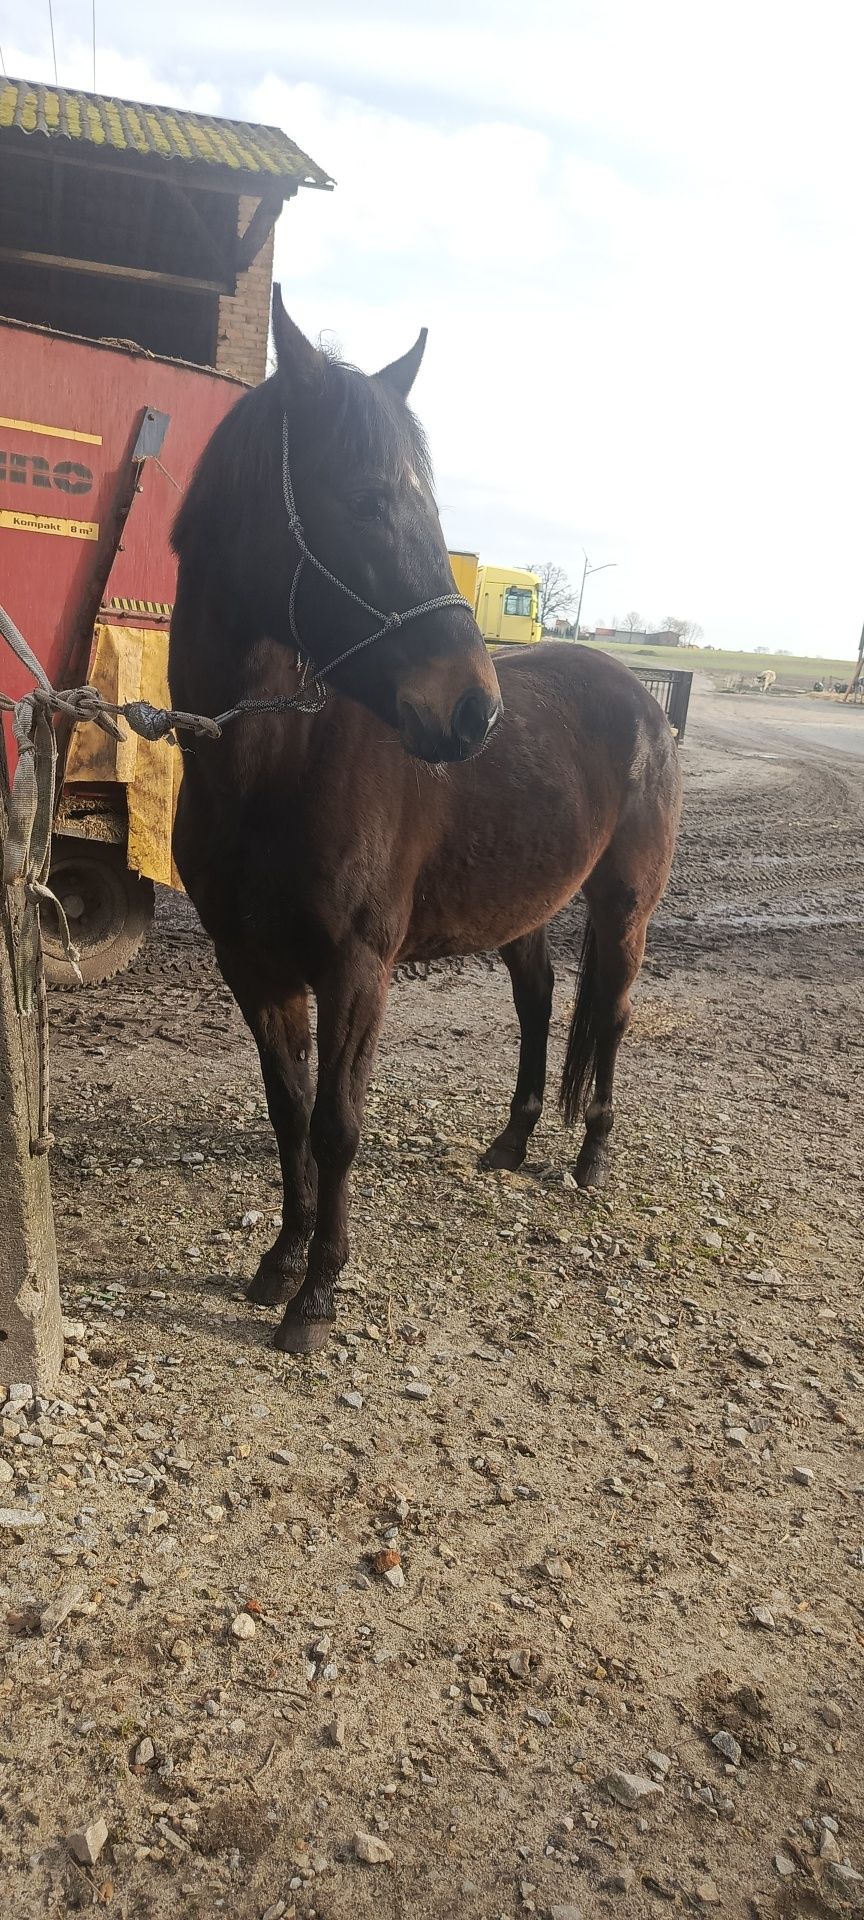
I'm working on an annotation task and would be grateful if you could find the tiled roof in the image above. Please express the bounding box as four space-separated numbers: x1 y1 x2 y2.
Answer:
0 78 332 188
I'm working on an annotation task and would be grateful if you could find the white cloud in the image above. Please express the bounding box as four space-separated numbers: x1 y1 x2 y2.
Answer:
5 5 864 653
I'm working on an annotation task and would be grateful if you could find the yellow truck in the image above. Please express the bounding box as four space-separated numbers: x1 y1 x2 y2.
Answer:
448 553 542 646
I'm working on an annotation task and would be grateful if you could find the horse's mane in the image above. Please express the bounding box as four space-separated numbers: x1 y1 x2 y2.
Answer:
172 351 433 562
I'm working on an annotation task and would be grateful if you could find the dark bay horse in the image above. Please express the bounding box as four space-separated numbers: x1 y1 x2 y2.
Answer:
170 291 682 1353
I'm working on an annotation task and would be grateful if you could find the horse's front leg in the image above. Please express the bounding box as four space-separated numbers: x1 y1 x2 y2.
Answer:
274 950 390 1354
216 949 316 1306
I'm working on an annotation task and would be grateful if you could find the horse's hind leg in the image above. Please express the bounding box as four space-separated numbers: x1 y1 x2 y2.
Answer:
216 948 316 1306
560 863 652 1190
573 902 646 1188
481 928 554 1172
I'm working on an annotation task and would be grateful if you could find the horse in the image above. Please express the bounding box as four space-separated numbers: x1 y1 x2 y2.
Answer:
169 289 682 1354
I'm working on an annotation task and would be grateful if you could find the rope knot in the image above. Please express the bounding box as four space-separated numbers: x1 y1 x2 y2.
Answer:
384 611 403 632
122 700 178 742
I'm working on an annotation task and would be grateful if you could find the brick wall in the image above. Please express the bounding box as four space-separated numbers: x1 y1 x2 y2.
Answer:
215 195 275 386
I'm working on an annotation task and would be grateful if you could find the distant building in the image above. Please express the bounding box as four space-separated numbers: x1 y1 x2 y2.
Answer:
590 627 682 647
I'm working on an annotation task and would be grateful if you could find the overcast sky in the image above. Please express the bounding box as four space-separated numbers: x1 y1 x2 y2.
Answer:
5 2 863 656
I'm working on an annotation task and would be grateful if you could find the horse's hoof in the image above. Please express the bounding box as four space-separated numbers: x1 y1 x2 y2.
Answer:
574 1149 609 1190
273 1314 333 1355
480 1137 526 1172
246 1265 303 1308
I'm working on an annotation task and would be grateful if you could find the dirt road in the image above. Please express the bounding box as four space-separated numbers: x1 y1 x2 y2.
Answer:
2 690 863 1920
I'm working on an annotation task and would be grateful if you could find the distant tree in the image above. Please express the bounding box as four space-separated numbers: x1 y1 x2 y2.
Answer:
527 561 575 630
623 610 647 632
662 615 704 645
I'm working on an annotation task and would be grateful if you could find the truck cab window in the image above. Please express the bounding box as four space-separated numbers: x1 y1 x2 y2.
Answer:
504 587 532 617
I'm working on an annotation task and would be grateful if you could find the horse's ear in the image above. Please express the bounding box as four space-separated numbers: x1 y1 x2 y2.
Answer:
271 285 323 396
375 328 428 400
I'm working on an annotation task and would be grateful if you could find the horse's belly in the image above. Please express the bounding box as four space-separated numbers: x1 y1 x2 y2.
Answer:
401 866 584 964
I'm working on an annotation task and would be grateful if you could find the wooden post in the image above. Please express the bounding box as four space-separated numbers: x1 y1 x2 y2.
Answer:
0 740 63 1394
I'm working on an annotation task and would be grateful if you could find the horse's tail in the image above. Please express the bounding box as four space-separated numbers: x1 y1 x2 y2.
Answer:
559 918 599 1126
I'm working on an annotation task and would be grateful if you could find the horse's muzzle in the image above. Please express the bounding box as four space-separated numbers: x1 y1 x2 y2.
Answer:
397 688 503 763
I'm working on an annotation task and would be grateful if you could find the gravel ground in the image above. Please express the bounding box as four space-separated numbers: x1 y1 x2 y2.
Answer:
1 688 863 1920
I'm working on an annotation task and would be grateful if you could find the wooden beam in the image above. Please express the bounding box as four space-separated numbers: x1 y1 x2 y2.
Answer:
236 190 284 274
0 245 230 296
0 744 63 1396
164 181 236 285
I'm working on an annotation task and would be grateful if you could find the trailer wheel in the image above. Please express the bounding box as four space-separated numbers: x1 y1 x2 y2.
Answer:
42 841 155 987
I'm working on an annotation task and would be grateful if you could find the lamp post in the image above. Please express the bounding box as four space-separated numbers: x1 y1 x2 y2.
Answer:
574 553 616 637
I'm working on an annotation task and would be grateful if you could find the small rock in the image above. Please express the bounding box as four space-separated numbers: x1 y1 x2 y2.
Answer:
792 1466 813 1487
170 1638 193 1665
712 1730 742 1766
330 1714 346 1748
603 1866 637 1893
270 1449 298 1467
605 1769 664 1809
340 1391 363 1411
230 1612 256 1641
819 1829 841 1861
647 1750 671 1777
704 1231 723 1250
0 1461 13 1486
695 1880 721 1905
774 1850 796 1878
372 1548 401 1575
737 1341 772 1369
262 1904 287 1920
0 1508 44 1529
751 1604 776 1631
353 1830 393 1864
508 1649 532 1680
550 1906 584 1920
725 1427 749 1447
40 1586 85 1636
134 1737 155 1767
823 1863 864 1898
241 1210 262 1227
820 1705 842 1730
68 1818 109 1865
5 1383 33 1405
383 1565 405 1590
404 1382 432 1400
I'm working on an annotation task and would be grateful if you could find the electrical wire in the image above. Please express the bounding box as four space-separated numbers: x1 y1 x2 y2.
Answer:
47 0 58 84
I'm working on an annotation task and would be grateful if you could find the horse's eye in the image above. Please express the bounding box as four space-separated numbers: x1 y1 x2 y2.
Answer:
352 489 389 522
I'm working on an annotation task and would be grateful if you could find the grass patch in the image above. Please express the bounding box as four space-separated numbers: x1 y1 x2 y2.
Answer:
581 640 856 689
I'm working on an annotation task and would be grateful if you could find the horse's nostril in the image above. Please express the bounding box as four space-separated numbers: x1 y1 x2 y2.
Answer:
452 689 501 755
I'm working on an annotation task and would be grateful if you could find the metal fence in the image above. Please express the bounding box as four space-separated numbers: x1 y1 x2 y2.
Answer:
633 667 693 742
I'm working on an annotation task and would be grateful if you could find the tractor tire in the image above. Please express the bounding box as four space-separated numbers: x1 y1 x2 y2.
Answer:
42 840 155 988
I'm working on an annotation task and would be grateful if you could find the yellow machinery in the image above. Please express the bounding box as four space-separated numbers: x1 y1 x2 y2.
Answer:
449 552 542 646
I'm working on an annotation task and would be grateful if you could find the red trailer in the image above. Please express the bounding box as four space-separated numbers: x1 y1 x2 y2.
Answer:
1 316 245 976
0 76 331 980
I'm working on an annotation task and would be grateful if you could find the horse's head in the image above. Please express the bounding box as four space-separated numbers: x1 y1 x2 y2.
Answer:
266 289 501 762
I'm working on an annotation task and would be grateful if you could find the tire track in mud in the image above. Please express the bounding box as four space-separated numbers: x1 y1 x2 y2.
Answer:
648 701 864 983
